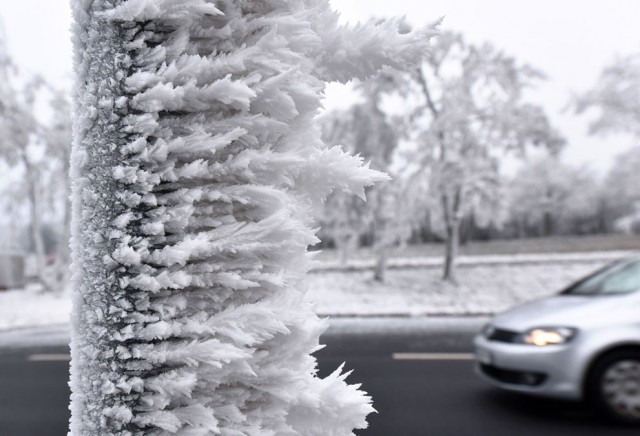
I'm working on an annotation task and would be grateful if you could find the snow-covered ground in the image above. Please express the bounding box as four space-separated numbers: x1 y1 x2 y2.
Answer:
0 286 70 331
0 253 619 332
311 250 632 272
307 259 609 316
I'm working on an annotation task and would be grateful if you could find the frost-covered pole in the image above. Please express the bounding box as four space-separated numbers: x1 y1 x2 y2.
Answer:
69 0 435 433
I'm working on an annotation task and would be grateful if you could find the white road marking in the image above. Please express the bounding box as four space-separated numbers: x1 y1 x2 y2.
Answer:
28 354 71 362
392 352 475 361
26 352 475 362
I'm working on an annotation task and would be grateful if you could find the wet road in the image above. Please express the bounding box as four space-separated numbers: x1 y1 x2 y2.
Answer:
0 325 637 435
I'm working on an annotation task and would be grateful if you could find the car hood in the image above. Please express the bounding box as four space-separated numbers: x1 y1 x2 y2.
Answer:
492 293 638 331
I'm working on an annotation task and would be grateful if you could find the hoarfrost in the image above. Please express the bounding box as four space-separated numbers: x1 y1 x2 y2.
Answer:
69 0 437 434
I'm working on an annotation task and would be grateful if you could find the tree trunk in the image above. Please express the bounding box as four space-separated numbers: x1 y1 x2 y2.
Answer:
443 219 459 282
459 212 474 246
517 216 526 238
25 159 50 292
441 189 462 282
374 248 388 282
543 210 554 236
53 154 71 291
338 233 354 264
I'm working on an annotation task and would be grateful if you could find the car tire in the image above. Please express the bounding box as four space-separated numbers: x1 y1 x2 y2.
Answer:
586 349 640 424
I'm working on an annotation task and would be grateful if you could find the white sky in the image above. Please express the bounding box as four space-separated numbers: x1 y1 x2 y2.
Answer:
327 0 640 174
2 0 640 174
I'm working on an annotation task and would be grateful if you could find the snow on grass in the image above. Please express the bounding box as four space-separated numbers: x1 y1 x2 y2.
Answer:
306 260 609 316
312 250 634 271
0 286 71 331
313 235 640 261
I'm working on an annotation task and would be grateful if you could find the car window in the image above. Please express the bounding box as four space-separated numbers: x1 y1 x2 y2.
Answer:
562 259 640 296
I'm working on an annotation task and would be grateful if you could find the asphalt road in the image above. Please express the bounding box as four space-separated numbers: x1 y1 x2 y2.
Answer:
0 327 637 436
317 331 639 436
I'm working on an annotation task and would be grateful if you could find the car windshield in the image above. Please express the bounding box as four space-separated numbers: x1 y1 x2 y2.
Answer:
562 258 640 296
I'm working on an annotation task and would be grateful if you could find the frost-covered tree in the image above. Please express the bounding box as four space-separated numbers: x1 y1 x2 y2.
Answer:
574 52 640 234
69 1 436 434
0 37 44 268
45 91 73 287
614 205 640 234
575 51 640 138
403 32 564 281
507 156 602 237
600 147 640 233
320 74 414 282
0 36 61 291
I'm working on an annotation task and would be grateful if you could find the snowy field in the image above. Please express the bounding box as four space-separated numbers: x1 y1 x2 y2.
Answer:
0 286 71 331
311 250 629 272
0 253 624 331
307 259 610 316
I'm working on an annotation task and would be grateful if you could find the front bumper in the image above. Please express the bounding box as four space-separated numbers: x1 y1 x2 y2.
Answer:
474 334 582 400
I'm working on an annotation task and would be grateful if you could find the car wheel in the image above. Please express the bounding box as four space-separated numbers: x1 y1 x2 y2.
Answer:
587 349 640 424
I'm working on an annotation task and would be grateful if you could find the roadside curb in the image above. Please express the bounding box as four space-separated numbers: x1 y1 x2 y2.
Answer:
320 312 495 318
0 325 71 349
324 316 489 336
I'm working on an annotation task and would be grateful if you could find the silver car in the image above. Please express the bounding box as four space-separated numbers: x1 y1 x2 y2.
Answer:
474 256 640 423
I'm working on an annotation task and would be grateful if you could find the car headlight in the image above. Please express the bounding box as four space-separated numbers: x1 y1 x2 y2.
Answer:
519 327 577 346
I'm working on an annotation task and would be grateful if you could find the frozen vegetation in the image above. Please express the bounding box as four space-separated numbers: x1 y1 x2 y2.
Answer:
318 31 565 283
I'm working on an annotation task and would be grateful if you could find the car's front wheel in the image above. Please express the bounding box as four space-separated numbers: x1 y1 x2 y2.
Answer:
587 349 640 424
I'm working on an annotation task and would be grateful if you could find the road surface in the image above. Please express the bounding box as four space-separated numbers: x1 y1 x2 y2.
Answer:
0 324 637 435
